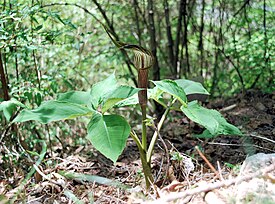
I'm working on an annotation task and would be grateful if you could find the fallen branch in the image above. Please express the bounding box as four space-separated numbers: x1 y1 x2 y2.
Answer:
148 159 275 204
219 104 237 112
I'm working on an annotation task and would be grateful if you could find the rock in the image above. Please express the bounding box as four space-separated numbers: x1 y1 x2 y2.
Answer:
205 191 226 204
234 153 275 203
235 177 275 204
240 153 275 175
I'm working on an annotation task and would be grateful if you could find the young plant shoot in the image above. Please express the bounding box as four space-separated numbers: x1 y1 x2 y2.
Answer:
1 25 242 190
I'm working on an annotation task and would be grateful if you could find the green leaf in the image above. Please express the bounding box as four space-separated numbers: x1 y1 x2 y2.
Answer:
87 113 130 163
90 73 118 109
152 80 187 104
148 87 164 101
13 101 93 124
175 79 210 95
0 98 25 121
102 86 140 112
181 101 242 136
115 93 139 107
64 190 84 204
59 171 129 189
115 88 163 108
57 91 91 106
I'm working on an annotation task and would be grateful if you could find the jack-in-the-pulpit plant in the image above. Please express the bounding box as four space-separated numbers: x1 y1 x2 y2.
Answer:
0 25 242 189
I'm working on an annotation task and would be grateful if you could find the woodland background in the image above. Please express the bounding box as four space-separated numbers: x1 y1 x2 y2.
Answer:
0 0 274 203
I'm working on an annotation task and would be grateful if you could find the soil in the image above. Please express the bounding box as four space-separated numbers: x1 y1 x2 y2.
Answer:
0 90 274 203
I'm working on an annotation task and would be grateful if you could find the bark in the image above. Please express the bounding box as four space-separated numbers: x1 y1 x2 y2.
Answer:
0 50 9 101
211 0 223 95
244 5 251 40
134 0 148 28
32 51 41 89
198 0 205 76
147 0 163 117
15 46 19 81
182 0 190 75
31 0 41 89
133 0 143 46
147 0 160 81
163 0 174 73
174 0 184 76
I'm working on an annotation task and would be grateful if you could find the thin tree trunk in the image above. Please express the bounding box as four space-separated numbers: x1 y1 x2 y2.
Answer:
244 4 251 40
182 0 190 75
174 0 184 77
147 0 160 81
133 0 143 46
147 0 163 117
0 50 9 101
232 31 245 90
210 47 218 96
31 0 41 89
15 47 19 81
263 0 269 83
250 0 269 88
91 0 138 86
3 53 8 85
211 0 223 95
198 0 205 76
163 0 174 73
134 0 148 28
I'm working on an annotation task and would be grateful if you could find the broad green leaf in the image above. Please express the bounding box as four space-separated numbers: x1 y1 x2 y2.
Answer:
0 98 25 121
90 73 118 109
181 101 242 136
149 87 164 101
102 86 140 112
115 80 206 108
175 79 210 95
114 88 156 107
152 80 187 104
115 88 163 108
115 93 139 107
57 91 91 106
87 113 130 163
13 101 93 124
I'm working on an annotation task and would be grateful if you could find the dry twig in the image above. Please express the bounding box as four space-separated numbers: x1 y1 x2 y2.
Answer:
147 159 275 204
195 146 219 177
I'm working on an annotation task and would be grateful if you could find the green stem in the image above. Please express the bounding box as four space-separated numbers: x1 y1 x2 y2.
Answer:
130 131 153 188
130 131 143 152
147 98 177 163
141 105 147 150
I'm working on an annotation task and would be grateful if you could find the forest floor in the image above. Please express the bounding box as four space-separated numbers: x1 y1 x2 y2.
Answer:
1 90 274 203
